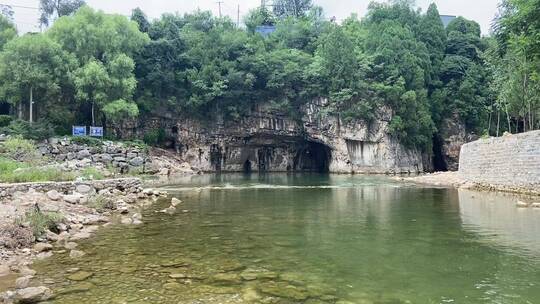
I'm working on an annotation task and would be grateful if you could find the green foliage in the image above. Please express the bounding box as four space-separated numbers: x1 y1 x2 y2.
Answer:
39 0 85 26
86 194 113 211
245 7 275 33
0 34 74 121
0 114 12 127
143 128 166 146
273 0 313 18
70 135 102 146
0 14 16 50
20 208 64 238
80 166 104 180
0 136 38 161
0 119 56 140
0 162 74 183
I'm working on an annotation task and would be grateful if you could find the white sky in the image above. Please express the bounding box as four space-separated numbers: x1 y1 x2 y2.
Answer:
3 0 501 35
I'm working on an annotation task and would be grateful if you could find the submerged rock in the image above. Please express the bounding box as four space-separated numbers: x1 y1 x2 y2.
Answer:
212 273 241 284
258 281 309 301
69 250 86 259
67 271 93 281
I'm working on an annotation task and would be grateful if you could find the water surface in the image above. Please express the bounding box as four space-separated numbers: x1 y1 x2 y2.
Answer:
33 174 540 303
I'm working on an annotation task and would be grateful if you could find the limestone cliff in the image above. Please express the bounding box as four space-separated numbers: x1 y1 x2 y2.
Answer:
130 99 425 174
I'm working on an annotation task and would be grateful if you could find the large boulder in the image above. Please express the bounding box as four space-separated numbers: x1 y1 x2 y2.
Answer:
46 190 62 201
14 286 53 303
129 157 144 167
77 149 92 160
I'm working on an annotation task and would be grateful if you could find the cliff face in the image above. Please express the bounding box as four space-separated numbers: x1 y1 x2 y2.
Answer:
437 115 478 171
133 99 425 174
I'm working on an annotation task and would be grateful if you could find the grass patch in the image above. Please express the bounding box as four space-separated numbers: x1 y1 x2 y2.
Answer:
17 208 64 238
0 136 39 162
0 158 74 183
86 194 114 212
80 167 105 180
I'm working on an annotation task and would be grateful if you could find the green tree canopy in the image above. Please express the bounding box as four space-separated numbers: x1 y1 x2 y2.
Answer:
0 14 16 50
0 34 73 123
39 0 85 27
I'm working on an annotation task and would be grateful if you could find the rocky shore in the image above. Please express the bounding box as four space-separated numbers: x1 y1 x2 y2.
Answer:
397 172 540 206
0 178 169 303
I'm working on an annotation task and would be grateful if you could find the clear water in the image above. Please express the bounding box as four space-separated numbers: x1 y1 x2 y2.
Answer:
32 174 540 303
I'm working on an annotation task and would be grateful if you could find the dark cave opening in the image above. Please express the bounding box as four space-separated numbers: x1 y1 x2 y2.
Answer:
243 160 252 173
432 134 448 172
294 141 331 173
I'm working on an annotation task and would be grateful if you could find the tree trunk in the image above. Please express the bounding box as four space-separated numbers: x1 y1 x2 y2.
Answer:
29 86 33 124
505 103 511 133
91 101 95 126
496 111 500 137
487 109 492 136
17 102 22 120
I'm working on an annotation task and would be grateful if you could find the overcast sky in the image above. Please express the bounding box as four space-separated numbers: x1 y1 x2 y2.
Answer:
4 0 501 35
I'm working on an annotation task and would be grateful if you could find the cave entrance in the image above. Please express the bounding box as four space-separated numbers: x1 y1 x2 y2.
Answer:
432 134 448 172
243 160 252 174
294 141 331 173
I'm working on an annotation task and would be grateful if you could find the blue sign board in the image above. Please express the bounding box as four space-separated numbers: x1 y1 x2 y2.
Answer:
89 126 104 137
72 126 86 136
255 25 276 37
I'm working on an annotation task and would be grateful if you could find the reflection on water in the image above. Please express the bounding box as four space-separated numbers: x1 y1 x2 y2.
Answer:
32 174 540 303
459 189 540 254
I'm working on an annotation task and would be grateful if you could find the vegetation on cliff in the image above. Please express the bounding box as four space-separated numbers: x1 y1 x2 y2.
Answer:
0 0 538 151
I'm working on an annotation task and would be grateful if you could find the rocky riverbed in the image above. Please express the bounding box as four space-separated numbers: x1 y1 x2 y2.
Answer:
0 178 169 303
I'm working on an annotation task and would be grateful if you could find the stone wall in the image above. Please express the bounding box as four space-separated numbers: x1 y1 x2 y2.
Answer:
0 178 141 200
37 138 147 172
459 131 540 195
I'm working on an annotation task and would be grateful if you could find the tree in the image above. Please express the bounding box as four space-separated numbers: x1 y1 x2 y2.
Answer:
48 6 149 64
0 34 72 123
244 7 275 33
273 0 313 18
492 0 540 132
48 7 148 126
131 8 150 33
73 60 109 125
439 17 491 132
0 14 16 50
0 4 14 22
39 0 85 27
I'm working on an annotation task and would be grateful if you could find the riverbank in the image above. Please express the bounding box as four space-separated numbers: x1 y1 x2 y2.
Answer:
397 171 540 200
0 177 169 303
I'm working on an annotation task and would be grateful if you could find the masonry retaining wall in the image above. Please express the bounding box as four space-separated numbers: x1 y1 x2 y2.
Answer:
459 131 540 195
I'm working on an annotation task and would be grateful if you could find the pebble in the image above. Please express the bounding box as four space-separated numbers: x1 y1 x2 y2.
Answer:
69 250 86 259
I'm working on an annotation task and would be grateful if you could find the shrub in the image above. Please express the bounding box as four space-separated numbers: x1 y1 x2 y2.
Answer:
70 136 103 147
19 208 64 238
0 136 38 161
86 194 114 212
0 115 12 127
0 119 55 140
0 223 34 249
143 128 166 146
